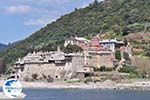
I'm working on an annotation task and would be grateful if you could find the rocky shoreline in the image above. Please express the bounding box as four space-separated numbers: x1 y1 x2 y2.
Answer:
1 79 150 90
21 80 150 90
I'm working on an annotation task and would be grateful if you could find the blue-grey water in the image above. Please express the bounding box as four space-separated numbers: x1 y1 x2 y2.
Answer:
1 88 150 100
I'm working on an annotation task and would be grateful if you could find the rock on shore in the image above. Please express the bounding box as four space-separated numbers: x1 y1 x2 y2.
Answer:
1 79 150 90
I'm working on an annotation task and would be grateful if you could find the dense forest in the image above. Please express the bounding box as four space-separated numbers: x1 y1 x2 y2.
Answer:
0 0 150 66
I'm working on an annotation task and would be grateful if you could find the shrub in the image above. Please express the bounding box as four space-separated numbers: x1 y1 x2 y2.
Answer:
100 66 106 71
144 48 150 58
94 66 106 71
84 78 93 83
64 44 83 53
94 66 113 72
118 65 138 75
115 50 121 60
32 74 38 80
105 67 113 71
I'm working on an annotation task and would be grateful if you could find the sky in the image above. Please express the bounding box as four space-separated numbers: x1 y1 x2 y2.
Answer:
0 0 102 44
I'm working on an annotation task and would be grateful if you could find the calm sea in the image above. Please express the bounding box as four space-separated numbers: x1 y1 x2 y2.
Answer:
1 88 150 100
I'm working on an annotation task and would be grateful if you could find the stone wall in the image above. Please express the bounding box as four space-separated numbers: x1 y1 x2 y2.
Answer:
90 54 114 68
19 63 70 81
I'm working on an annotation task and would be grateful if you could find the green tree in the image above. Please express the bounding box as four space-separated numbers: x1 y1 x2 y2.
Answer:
64 44 83 53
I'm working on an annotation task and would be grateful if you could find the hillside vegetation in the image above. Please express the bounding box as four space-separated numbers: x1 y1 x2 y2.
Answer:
0 0 150 64
125 33 150 57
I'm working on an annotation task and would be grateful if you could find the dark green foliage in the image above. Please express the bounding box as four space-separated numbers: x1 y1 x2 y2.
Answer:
100 66 106 71
144 50 150 58
0 58 6 74
94 66 106 71
39 42 58 52
115 50 121 60
118 65 142 78
94 66 113 72
119 65 138 74
84 78 93 83
144 43 150 58
105 67 114 71
127 23 145 33
0 0 150 66
64 44 83 53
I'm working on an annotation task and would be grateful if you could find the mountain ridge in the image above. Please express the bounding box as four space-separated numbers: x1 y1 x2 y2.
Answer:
0 43 7 51
0 0 150 64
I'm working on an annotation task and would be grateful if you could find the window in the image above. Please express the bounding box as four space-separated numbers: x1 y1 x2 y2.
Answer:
39 59 44 61
21 67 24 72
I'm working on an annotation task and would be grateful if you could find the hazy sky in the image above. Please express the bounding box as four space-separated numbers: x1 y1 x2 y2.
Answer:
0 0 102 44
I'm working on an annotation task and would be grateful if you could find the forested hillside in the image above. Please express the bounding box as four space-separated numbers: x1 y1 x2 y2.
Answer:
0 0 150 64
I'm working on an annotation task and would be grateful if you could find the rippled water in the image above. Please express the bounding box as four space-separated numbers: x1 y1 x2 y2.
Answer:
0 88 150 100
22 89 150 100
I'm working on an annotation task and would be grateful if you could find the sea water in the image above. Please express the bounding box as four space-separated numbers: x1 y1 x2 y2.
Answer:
21 88 150 100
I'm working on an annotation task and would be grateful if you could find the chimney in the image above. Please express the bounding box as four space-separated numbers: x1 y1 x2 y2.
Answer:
57 46 61 52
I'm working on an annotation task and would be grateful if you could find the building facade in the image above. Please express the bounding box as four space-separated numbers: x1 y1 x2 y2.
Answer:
14 36 126 81
99 39 124 53
64 36 90 50
14 51 87 81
